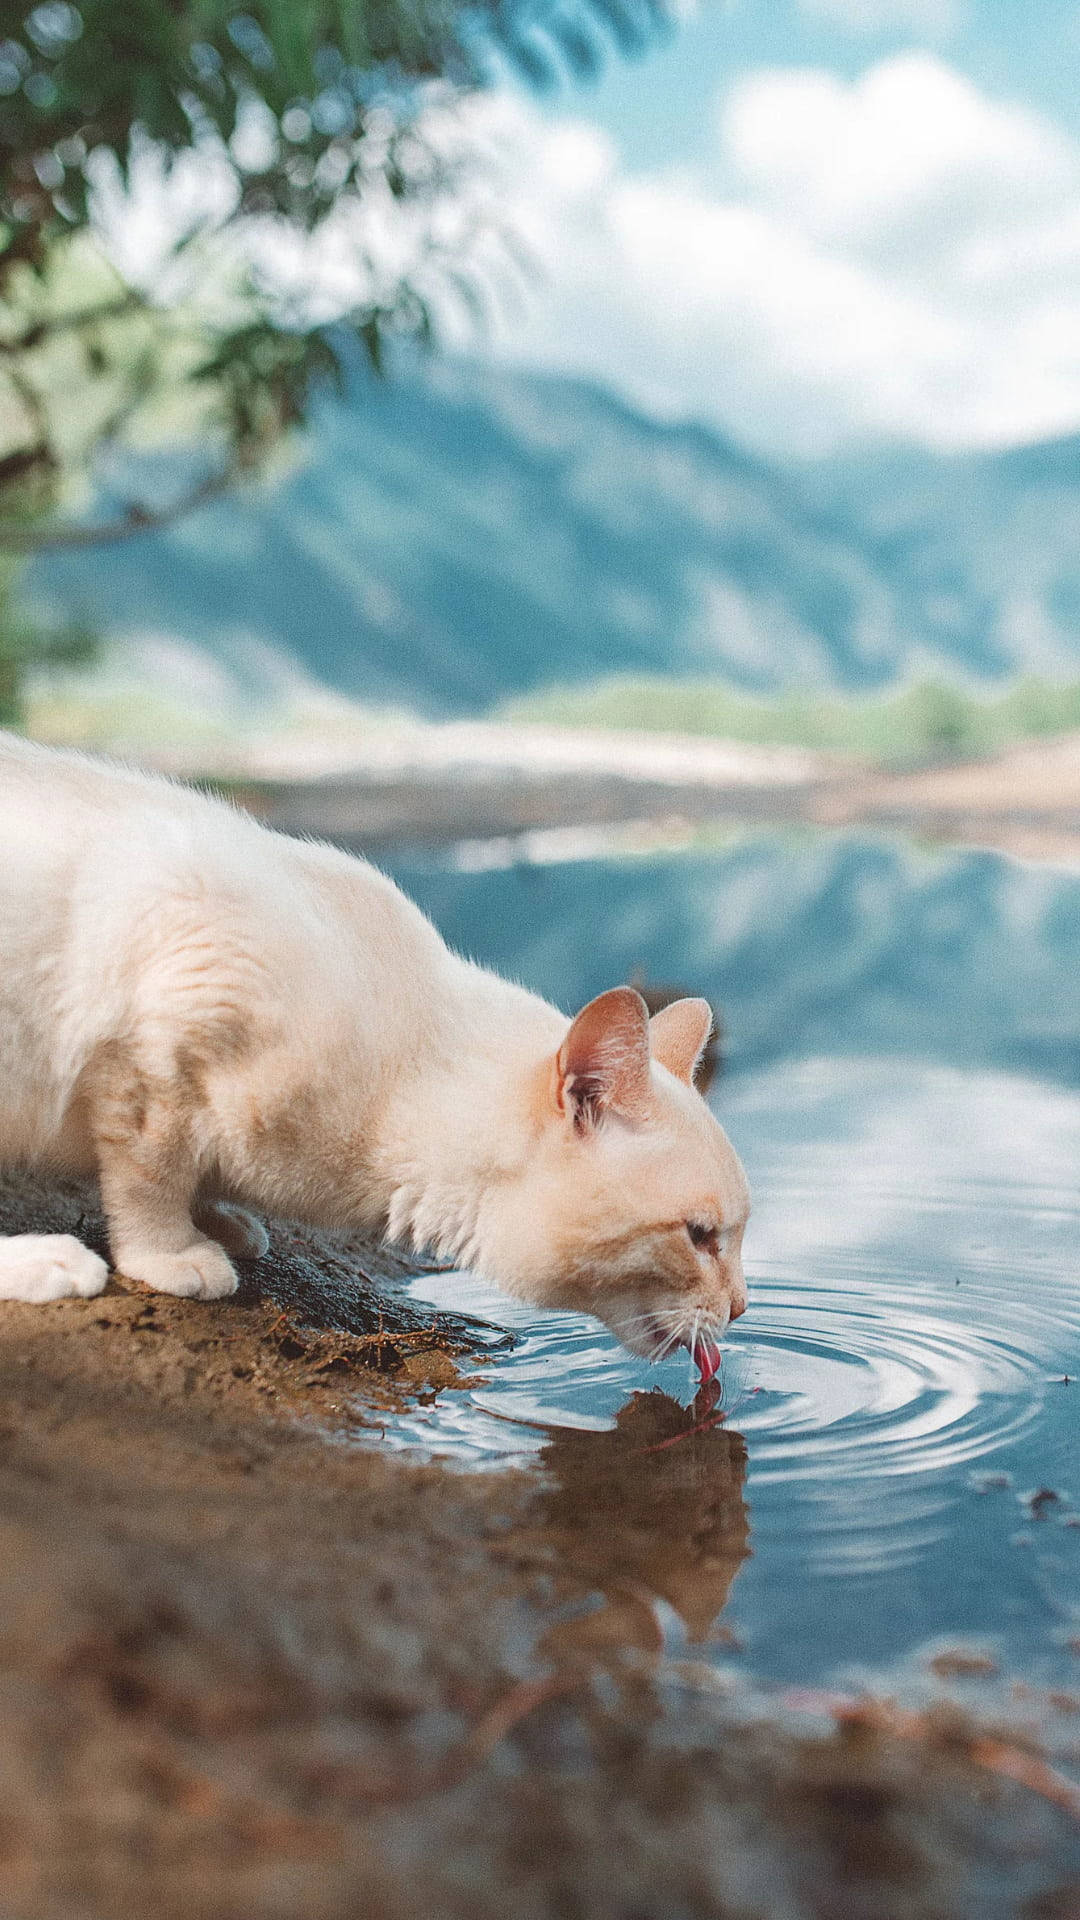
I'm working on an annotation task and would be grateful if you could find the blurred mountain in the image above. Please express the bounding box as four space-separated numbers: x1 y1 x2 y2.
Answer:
808 435 1080 683
30 361 1080 713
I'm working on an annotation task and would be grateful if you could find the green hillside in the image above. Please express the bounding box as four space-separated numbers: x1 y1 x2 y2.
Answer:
28 359 1080 722
502 674 1080 763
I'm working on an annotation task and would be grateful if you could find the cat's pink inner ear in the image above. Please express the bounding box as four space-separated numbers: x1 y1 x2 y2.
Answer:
648 998 713 1085
556 987 652 1128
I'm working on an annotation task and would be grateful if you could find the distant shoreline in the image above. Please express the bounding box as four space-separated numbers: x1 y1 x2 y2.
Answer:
158 722 1080 868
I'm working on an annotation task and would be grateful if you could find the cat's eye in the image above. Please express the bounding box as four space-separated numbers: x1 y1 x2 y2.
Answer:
686 1220 720 1257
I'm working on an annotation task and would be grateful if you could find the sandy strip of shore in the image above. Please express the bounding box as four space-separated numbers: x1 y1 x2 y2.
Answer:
145 721 1080 864
151 720 823 788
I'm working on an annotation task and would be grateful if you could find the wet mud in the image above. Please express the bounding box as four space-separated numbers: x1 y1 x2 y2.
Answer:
1 1169 1078 1920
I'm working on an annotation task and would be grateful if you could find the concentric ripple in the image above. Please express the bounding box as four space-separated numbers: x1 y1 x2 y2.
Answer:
375 1060 1080 1630
714 1276 1048 1482
366 840 1080 1685
382 1259 1056 1487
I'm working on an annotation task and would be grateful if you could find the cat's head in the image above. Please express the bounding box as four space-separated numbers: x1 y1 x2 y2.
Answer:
480 987 750 1377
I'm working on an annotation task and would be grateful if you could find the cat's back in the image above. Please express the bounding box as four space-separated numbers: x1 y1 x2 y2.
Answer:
2 729 234 834
0 731 445 993
0 731 283 895
0 735 205 1142
0 734 294 1000
0 734 469 1165
1 730 202 855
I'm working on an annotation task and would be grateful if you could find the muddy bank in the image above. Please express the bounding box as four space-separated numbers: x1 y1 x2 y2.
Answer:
1 1170 1078 1919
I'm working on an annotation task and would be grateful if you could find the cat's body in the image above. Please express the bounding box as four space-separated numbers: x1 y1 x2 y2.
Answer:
0 733 749 1372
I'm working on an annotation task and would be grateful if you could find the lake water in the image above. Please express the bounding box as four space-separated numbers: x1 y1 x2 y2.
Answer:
377 831 1080 1697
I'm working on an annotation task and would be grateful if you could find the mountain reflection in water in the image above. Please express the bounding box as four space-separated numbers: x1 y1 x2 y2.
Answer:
388 831 1080 1086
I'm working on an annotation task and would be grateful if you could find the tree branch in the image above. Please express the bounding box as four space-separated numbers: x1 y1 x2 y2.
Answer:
0 292 147 357
0 460 248 553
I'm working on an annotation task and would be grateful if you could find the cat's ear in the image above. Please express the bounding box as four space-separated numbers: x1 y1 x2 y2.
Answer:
556 987 651 1130
649 998 712 1086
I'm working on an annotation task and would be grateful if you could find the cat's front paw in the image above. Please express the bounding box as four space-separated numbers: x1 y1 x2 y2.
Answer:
0 1234 109 1303
119 1241 239 1301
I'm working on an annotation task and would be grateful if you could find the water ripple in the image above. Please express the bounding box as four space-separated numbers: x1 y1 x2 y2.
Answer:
382 1262 1064 1493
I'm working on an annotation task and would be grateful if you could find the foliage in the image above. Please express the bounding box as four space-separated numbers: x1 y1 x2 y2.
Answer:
0 0 667 550
0 554 93 721
500 673 1080 766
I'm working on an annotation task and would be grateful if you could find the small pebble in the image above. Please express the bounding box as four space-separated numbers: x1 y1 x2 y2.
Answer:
969 1471 1011 1494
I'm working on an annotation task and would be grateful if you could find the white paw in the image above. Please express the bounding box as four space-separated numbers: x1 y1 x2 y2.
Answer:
0 1234 109 1304
196 1202 269 1261
118 1241 239 1301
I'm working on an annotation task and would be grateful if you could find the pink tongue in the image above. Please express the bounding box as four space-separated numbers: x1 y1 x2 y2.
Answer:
692 1335 723 1385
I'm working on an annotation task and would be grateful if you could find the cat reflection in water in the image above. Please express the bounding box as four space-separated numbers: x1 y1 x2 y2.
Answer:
0 735 749 1381
533 1390 750 1663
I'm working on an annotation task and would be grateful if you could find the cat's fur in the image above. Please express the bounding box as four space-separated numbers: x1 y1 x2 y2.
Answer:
0 733 749 1367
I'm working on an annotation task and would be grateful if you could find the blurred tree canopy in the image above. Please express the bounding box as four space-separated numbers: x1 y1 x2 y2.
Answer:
0 0 666 553
0 552 91 719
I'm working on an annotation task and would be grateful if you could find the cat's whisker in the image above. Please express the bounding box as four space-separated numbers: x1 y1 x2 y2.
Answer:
613 1309 685 1344
611 1290 738 1374
653 1321 690 1363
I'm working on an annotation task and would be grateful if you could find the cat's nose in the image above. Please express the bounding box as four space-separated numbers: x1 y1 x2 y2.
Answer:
726 1267 748 1320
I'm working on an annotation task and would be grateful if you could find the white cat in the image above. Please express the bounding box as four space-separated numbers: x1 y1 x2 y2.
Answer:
0 733 748 1377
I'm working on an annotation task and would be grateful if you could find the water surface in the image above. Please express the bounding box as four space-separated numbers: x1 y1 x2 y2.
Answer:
379 833 1080 1694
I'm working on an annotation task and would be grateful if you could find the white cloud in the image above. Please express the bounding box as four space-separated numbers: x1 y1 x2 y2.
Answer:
103 53 1080 458
459 56 1080 455
722 56 1077 260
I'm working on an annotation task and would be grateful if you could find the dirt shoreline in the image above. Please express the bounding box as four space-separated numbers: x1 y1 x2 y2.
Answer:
2 1170 1079 1917
164 723 1080 868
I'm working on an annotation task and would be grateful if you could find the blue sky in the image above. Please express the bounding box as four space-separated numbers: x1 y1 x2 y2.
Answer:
449 0 1080 458
108 1 1080 463
560 0 1080 175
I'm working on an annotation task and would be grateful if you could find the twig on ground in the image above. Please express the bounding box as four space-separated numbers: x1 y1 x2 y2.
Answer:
784 1690 1080 1823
